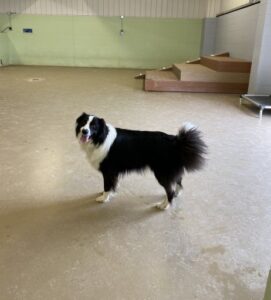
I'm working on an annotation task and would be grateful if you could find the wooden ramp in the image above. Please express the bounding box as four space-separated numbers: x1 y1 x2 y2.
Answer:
144 53 251 93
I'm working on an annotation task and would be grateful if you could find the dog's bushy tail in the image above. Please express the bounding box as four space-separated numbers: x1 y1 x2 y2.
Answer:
177 123 207 172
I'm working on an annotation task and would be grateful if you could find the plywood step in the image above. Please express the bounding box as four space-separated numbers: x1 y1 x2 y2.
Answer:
173 64 250 82
145 67 249 93
143 52 251 93
201 56 251 73
145 70 178 81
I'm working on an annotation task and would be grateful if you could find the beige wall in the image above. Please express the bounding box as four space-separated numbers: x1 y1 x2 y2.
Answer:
249 0 271 94
221 0 249 11
215 4 259 60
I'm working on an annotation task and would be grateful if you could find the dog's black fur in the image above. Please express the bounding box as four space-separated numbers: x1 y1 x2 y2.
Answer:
76 113 207 205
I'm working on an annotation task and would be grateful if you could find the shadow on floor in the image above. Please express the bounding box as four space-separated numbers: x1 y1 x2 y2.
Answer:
0 194 166 245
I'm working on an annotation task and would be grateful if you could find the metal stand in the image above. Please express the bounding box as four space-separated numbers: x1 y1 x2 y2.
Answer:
240 94 271 118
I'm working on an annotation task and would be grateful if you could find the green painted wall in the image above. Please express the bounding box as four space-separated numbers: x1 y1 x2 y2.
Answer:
0 14 9 65
7 15 202 69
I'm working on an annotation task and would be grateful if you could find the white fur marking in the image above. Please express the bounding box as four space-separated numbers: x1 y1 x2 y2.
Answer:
77 115 94 144
174 184 183 198
156 198 170 210
82 115 94 134
182 122 197 132
96 191 113 203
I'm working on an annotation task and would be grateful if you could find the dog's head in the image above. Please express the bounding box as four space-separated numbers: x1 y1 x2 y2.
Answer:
75 113 108 145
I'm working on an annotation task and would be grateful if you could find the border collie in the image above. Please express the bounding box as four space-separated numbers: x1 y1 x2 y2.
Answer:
75 113 207 210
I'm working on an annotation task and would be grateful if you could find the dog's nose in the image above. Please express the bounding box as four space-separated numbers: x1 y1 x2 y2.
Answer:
82 129 89 135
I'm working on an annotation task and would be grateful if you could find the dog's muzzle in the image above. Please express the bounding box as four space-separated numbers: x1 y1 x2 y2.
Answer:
80 129 91 144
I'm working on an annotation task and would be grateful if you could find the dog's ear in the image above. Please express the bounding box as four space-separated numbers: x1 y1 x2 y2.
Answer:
97 118 108 138
76 112 86 124
98 118 106 130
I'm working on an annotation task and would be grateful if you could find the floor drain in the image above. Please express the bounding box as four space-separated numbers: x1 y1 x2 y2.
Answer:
27 77 45 82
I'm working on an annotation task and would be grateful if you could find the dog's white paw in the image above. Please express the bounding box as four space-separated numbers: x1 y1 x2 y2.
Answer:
174 185 183 198
96 192 111 203
156 199 170 210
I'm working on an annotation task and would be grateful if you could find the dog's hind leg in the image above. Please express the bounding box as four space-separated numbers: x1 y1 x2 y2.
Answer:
156 185 175 210
174 177 183 198
154 172 175 210
96 172 118 203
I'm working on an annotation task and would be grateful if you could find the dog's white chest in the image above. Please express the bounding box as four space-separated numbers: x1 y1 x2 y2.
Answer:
80 124 117 170
83 144 106 170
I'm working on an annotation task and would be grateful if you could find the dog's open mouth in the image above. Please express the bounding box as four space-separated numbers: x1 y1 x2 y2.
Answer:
80 135 91 144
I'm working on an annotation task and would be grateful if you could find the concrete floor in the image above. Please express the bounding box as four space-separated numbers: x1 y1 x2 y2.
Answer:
0 66 271 300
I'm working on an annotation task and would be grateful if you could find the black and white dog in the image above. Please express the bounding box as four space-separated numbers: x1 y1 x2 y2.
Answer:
75 113 207 210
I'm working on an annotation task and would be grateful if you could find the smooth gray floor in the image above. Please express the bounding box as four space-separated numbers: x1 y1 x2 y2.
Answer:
0 66 271 300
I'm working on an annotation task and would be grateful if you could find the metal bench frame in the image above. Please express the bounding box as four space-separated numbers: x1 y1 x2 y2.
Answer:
240 94 271 119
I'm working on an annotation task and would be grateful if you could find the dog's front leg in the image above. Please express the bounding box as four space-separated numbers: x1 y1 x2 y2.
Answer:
96 172 118 203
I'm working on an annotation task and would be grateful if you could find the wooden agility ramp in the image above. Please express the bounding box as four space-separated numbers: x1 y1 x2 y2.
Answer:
143 52 251 93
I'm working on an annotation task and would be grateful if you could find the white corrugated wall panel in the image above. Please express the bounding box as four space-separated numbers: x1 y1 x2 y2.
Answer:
206 0 221 17
0 0 222 18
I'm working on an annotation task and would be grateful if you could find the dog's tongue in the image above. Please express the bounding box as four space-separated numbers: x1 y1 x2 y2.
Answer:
80 136 88 143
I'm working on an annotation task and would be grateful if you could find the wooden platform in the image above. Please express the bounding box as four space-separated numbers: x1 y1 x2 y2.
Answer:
172 64 250 82
144 53 251 93
201 56 251 73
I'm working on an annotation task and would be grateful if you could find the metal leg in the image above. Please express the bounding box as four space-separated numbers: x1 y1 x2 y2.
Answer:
259 107 263 119
239 97 243 105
